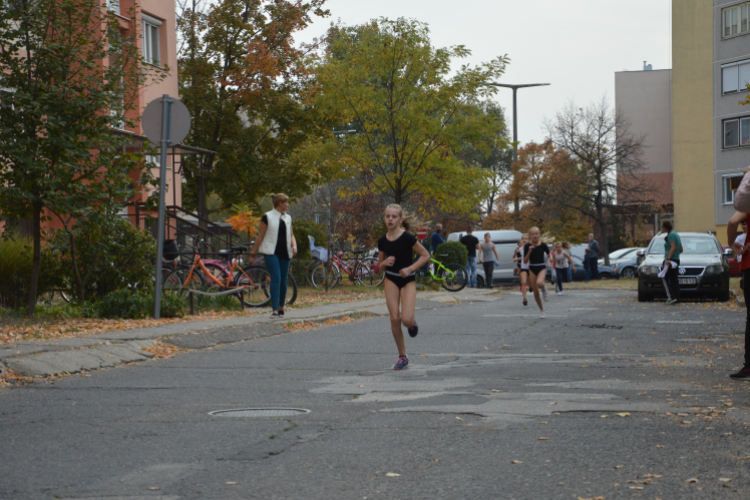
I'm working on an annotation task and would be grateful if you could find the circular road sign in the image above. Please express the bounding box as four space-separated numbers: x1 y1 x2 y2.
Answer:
416 228 429 240
141 97 191 146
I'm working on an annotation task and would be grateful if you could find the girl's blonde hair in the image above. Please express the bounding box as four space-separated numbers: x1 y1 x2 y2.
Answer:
271 193 289 208
562 241 571 250
384 203 420 232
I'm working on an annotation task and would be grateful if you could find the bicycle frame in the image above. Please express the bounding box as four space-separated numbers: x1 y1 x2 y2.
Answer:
425 258 455 281
183 254 249 289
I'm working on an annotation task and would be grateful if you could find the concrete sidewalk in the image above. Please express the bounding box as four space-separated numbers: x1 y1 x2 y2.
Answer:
0 288 499 378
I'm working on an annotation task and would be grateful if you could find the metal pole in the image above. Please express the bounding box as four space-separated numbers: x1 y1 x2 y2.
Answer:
153 94 173 319
512 87 519 214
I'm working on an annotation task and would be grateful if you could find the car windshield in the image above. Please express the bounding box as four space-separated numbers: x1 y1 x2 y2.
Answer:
608 248 634 260
647 235 719 255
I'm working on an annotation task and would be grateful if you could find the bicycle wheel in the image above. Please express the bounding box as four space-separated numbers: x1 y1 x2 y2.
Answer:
201 262 230 288
286 272 298 305
439 263 468 292
305 259 321 287
233 265 272 307
311 262 340 289
355 257 385 287
163 268 204 297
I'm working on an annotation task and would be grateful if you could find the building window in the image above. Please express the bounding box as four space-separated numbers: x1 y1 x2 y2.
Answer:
724 2 750 38
724 117 750 148
725 175 745 204
107 0 119 15
722 59 750 94
141 13 162 66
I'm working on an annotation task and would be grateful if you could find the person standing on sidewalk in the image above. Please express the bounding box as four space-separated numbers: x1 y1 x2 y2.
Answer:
661 221 682 306
727 211 750 378
523 227 550 318
585 233 600 281
460 227 480 288
431 223 445 254
378 204 431 371
552 242 576 295
249 193 297 318
478 233 500 289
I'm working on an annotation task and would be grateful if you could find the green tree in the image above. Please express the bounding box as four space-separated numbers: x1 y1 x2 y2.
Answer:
177 0 331 216
311 18 509 215
0 0 162 314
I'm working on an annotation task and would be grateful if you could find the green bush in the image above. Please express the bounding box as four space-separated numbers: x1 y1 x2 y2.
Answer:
97 289 185 319
49 214 156 301
293 218 328 259
434 241 468 267
0 237 61 309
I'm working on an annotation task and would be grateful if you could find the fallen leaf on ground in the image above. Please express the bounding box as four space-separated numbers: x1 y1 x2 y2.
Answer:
540 421 548 424
225 482 237 485
511 460 523 464
614 465 624 469
601 415 608 418
719 478 732 482
492 389 500 392
643 474 662 478
615 412 630 417
684 478 699 483
656 445 666 448
538 437 549 440
455 417 463 421
148 487 160 490
385 473 401 477
638 392 647 395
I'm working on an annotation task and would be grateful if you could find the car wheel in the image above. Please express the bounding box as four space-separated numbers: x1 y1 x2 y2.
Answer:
476 276 485 289
638 290 654 302
620 267 635 279
598 274 611 280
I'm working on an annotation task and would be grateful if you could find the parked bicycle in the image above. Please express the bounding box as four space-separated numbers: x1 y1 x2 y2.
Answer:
308 247 384 289
416 255 468 292
163 241 272 307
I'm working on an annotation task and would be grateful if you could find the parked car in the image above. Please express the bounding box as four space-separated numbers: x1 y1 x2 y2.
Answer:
721 245 741 277
637 232 730 302
547 254 620 284
598 247 641 266
607 249 646 279
448 230 523 285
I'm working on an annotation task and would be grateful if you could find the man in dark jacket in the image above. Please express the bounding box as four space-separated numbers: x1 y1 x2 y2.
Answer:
586 233 600 281
431 223 445 254
460 227 480 288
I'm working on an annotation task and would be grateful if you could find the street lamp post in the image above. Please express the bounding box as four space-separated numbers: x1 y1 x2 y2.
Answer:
487 82 550 215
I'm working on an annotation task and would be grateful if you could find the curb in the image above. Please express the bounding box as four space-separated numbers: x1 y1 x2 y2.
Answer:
730 289 746 307
0 290 498 379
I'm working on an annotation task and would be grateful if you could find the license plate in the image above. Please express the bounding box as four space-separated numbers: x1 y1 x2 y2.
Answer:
678 278 697 285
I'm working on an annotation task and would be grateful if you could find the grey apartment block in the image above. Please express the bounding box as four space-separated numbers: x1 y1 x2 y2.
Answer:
614 69 673 203
714 0 750 225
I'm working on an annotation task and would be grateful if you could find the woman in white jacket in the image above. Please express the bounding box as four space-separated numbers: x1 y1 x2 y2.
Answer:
249 194 298 317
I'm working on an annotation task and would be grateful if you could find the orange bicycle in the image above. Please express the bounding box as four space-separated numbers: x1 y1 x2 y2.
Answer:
162 241 272 307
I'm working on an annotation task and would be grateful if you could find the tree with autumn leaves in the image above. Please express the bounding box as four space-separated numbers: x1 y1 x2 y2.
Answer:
177 0 333 217
310 18 509 218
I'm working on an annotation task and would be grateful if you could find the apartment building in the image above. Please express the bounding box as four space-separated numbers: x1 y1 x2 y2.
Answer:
671 0 750 243
714 0 750 241
615 67 674 205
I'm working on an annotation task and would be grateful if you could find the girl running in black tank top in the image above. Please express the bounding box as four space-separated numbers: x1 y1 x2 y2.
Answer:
377 204 431 370
523 226 550 318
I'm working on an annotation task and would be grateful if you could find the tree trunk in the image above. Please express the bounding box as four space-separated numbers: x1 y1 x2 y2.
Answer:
26 202 42 316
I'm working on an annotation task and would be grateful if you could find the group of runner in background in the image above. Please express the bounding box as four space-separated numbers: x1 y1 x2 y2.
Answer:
512 229 576 318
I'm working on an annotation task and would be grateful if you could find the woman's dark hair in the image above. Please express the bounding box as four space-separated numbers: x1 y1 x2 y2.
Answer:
662 220 673 232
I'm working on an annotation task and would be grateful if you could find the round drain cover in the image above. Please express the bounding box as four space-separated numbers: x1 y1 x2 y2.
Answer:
209 408 311 418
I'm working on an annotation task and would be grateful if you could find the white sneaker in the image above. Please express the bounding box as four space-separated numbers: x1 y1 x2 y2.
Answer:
542 287 548 302
540 310 546 318
559 291 563 296
556 291 562 296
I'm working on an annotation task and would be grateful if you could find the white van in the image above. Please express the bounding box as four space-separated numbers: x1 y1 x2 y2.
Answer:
446 229 523 285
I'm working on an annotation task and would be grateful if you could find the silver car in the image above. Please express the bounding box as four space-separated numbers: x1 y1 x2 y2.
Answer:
447 230 523 286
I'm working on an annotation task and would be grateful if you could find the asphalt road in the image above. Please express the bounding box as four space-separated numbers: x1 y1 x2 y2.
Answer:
2 289 750 499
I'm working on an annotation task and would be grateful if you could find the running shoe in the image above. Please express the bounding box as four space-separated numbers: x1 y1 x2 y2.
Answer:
523 298 528 306
271 312 279 318
539 310 546 319
278 310 285 317
394 355 409 370
730 366 750 379
542 287 548 302
665 299 677 306
407 320 419 338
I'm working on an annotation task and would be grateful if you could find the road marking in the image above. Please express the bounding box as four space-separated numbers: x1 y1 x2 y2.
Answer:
569 307 598 311
483 314 569 318
656 320 704 324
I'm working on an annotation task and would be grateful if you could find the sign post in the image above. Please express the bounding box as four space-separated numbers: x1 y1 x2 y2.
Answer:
416 228 429 240
142 95 191 319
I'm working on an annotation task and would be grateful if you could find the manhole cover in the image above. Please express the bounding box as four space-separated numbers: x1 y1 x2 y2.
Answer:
209 408 311 418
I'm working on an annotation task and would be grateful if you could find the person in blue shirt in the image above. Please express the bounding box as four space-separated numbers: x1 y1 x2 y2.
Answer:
431 223 445 254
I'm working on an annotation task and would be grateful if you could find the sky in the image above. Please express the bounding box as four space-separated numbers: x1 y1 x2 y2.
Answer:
296 0 672 146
